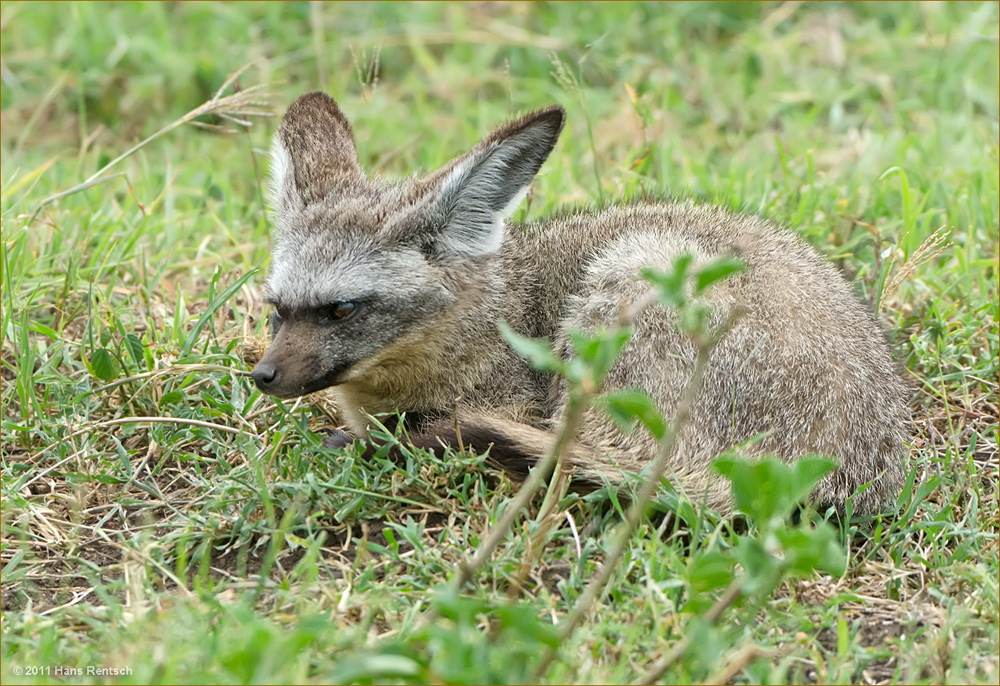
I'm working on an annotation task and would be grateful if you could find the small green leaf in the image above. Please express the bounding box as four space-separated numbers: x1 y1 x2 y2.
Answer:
791 457 839 500
160 391 185 405
774 524 847 577
432 587 488 621
331 654 422 683
92 473 128 484
90 348 118 381
688 550 735 593
498 320 563 372
733 536 782 594
713 455 836 523
123 332 145 368
494 604 561 648
28 322 60 340
382 527 399 554
600 389 666 440
641 253 693 307
685 616 726 673
679 300 712 335
837 616 850 657
334 495 364 522
568 326 632 383
694 255 745 294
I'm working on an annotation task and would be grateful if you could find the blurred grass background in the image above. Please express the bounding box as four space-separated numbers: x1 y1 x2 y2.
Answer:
1 2 998 683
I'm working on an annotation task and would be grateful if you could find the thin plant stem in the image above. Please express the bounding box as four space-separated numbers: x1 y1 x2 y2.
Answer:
533 311 741 681
635 580 744 685
449 392 586 595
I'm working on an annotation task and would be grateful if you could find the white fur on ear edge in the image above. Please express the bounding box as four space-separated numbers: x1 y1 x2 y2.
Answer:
500 184 531 221
435 159 530 258
268 133 291 208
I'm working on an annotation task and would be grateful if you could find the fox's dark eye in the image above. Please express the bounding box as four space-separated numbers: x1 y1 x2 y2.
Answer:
270 310 284 336
319 301 358 325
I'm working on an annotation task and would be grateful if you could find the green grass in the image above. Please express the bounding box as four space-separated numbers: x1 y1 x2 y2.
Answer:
2 1 998 683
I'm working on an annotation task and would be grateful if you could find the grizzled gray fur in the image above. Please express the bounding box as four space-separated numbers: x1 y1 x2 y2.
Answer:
251 91 909 515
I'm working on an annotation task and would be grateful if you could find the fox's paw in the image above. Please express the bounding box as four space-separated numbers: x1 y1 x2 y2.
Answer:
322 428 354 450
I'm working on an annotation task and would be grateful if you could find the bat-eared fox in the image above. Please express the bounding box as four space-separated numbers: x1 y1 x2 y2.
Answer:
251 91 908 515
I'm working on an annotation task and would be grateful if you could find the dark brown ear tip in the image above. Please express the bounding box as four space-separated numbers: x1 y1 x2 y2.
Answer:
537 105 567 133
280 91 356 149
285 91 341 117
293 90 336 106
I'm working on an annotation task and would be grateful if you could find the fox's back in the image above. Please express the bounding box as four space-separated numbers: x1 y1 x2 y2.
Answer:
503 200 892 356
503 201 907 511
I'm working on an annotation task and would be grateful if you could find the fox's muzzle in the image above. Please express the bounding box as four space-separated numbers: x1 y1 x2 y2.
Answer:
250 322 347 398
249 361 279 389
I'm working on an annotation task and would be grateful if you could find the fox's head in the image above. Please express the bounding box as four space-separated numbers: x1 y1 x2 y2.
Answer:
251 92 565 398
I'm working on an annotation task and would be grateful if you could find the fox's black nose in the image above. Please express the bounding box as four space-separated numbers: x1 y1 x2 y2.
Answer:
251 362 278 389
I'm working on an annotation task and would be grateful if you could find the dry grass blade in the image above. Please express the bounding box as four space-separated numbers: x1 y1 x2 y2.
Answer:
87 364 254 396
699 643 783 685
883 226 950 301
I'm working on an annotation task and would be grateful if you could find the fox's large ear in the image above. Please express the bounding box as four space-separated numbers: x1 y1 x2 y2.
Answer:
425 106 565 258
270 91 362 208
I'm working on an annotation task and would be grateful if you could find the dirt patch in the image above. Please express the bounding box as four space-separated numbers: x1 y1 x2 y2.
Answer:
791 576 946 685
812 603 922 684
